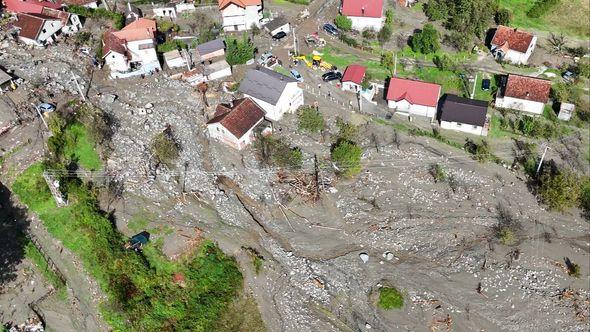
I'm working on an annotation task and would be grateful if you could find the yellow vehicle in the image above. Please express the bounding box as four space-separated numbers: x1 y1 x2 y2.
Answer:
292 55 312 67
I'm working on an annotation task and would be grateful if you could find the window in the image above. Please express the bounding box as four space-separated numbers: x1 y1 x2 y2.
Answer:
456 122 462 127
42 29 47 33
138 43 154 50
472 125 478 129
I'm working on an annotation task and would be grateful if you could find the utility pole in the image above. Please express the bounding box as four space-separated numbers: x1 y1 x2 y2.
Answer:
32 104 48 130
71 71 86 102
314 154 320 198
536 145 550 176
393 53 397 76
293 26 298 56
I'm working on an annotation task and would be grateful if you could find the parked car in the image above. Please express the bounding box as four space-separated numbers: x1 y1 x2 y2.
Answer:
290 69 303 82
257 52 273 65
272 31 287 40
481 79 491 91
37 103 56 113
323 23 339 36
562 71 575 82
322 71 342 82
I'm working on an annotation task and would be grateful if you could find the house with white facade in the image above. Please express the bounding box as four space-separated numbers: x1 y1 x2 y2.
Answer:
218 0 263 32
207 97 266 150
490 25 537 65
341 0 384 32
152 2 176 19
341 64 365 92
41 6 82 34
264 16 290 36
102 18 161 78
62 0 98 8
495 74 551 115
440 95 489 136
239 67 303 121
164 49 187 69
386 77 441 119
205 59 232 81
14 13 63 46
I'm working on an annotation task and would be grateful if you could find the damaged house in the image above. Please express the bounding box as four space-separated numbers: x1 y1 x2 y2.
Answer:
102 18 161 78
207 97 266 150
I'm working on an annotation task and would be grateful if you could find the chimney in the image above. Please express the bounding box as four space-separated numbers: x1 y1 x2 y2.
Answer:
361 6 365 15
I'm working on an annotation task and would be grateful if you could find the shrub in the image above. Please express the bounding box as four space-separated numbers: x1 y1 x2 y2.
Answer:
378 287 404 309
256 136 303 169
331 140 362 177
297 106 325 133
429 163 447 183
538 168 581 212
527 0 561 18
335 118 359 143
225 34 255 65
157 20 180 33
67 5 125 29
334 15 352 31
151 130 180 168
495 203 521 245
377 25 392 45
433 54 456 71
565 257 581 278
385 9 394 26
410 24 440 54
339 34 358 47
580 178 590 216
444 31 471 51
464 139 493 162
157 40 187 53
362 29 376 40
495 8 512 25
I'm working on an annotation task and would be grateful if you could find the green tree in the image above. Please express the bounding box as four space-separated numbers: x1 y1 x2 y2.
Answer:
580 177 590 216
361 72 372 90
444 31 472 51
424 0 495 38
335 118 359 143
334 15 352 31
225 34 255 65
297 106 325 133
151 130 180 168
385 9 394 26
381 51 395 75
410 24 440 54
551 82 571 103
433 54 456 71
331 140 362 177
378 25 392 46
539 168 581 212
495 8 512 25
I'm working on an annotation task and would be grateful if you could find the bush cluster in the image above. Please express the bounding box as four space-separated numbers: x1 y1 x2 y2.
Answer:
526 0 561 18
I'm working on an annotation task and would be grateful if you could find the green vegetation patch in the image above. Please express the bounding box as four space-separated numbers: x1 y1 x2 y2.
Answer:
378 287 404 309
24 241 65 290
60 123 102 170
13 163 243 331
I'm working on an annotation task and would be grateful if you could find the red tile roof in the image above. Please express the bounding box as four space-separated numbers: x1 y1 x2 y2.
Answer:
341 64 366 85
503 75 551 103
207 98 265 139
386 77 441 107
102 29 127 57
341 0 383 18
113 18 156 42
218 0 261 10
61 0 95 5
40 6 70 25
491 25 534 54
3 0 62 13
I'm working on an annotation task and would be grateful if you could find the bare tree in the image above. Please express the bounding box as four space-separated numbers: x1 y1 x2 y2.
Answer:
547 33 567 54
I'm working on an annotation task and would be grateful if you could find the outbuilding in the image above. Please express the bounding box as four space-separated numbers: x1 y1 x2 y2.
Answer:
264 16 290 36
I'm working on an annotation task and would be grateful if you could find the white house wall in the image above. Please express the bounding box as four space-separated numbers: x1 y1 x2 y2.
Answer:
268 23 290 36
176 3 195 13
207 120 261 150
153 7 176 18
126 39 161 69
34 20 63 44
388 100 436 118
496 96 544 115
348 16 383 32
200 49 225 62
246 83 304 121
105 51 130 73
440 120 485 136
342 81 360 93
221 3 262 31
207 66 232 81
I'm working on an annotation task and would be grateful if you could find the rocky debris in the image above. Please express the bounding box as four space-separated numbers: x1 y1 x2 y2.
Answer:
7 316 44 332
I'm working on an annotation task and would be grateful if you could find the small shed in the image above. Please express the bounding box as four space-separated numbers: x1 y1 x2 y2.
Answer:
164 49 187 69
558 102 575 121
264 16 290 36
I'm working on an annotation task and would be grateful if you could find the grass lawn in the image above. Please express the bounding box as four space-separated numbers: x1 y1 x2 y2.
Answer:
274 65 291 77
498 0 590 38
61 123 102 170
488 114 514 138
398 65 464 95
13 163 244 331
320 46 390 81
378 287 404 309
472 73 498 102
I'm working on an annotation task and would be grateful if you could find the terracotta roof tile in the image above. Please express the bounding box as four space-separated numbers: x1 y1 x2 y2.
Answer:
207 98 265 139
386 77 441 107
4 0 62 13
341 64 366 85
113 18 156 42
503 74 551 103
14 13 56 40
40 6 70 25
218 0 261 10
102 29 127 57
341 0 383 18
491 25 534 54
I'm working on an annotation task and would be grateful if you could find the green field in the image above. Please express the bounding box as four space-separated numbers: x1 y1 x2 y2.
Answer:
58 122 102 170
499 0 590 38
13 163 245 331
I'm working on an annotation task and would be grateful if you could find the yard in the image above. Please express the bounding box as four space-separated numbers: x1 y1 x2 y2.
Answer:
498 0 590 38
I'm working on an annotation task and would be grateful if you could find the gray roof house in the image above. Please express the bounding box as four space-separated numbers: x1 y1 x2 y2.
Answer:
439 94 489 136
264 16 290 36
196 38 226 62
239 67 303 121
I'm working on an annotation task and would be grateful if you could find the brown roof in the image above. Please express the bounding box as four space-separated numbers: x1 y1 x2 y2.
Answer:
102 29 127 57
14 13 49 40
491 25 534 53
207 98 265 139
504 75 551 103
61 0 96 5
40 7 70 25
